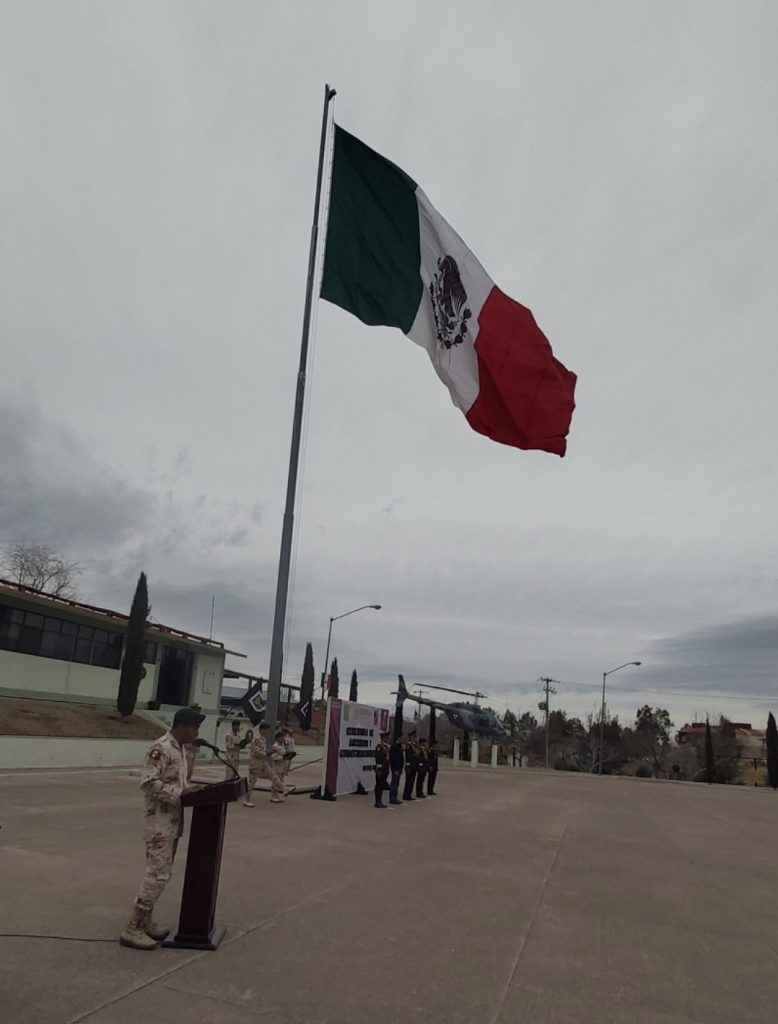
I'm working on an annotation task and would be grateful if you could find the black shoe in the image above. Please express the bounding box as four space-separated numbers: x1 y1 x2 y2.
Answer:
389 799 403 805
427 791 436 796
375 802 386 808
416 793 427 799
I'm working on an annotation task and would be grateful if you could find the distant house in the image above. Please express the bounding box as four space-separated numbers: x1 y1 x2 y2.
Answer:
677 721 767 778
0 579 245 719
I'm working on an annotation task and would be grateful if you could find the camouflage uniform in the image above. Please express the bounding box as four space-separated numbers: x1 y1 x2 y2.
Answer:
279 731 296 782
270 739 286 802
126 731 187 931
183 741 197 782
224 730 242 779
247 732 269 793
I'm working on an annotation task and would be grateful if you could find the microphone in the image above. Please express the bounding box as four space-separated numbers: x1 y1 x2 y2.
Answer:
195 738 220 753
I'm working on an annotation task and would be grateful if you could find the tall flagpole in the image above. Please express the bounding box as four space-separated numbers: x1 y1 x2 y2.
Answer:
264 83 337 733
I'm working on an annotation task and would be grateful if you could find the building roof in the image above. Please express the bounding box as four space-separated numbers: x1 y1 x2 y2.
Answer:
0 578 246 658
678 721 765 739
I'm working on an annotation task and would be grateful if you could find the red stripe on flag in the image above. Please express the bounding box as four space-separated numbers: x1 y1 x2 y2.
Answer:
465 287 576 456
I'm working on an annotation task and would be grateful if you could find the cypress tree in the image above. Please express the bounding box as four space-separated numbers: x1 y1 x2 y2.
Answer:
704 719 716 785
117 572 149 718
349 669 358 703
329 657 339 699
295 642 314 731
767 712 778 789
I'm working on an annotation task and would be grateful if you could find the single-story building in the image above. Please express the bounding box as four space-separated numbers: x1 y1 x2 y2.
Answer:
0 579 245 730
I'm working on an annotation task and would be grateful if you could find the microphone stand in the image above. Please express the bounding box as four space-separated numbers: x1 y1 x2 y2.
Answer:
196 741 241 782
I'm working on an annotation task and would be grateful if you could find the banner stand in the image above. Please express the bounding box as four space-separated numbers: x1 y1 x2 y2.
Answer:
311 699 337 800
312 697 390 801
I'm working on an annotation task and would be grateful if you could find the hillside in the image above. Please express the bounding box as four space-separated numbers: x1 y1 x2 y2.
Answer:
0 697 164 740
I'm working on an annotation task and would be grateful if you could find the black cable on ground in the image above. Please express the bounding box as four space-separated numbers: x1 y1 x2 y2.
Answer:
0 933 117 943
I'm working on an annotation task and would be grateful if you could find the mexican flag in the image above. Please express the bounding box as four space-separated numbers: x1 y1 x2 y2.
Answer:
321 126 576 456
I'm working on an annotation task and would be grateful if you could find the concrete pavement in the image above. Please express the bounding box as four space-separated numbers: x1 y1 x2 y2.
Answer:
1 766 777 1023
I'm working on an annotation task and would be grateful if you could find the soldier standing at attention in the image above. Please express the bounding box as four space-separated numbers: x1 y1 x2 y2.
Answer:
403 730 419 801
388 733 405 805
427 739 440 795
373 730 390 808
270 730 287 803
416 738 429 798
224 719 242 779
120 707 204 950
243 721 270 807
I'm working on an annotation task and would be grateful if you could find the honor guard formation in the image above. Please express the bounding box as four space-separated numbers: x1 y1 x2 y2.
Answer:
375 730 439 808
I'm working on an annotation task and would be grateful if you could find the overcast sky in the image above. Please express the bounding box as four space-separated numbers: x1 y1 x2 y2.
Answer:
2 2 777 731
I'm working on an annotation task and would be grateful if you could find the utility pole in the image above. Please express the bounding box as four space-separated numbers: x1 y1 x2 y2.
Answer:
538 677 559 770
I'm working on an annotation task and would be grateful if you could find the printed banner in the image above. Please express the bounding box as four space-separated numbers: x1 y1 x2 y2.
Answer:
322 698 391 798
240 680 266 726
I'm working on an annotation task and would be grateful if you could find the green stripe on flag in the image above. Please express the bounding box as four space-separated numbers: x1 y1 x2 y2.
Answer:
321 126 423 333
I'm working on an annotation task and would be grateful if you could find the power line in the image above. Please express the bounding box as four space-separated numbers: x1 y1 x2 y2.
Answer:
538 677 559 770
509 680 777 705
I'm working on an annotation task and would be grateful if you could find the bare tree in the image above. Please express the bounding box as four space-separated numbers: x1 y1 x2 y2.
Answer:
0 542 81 598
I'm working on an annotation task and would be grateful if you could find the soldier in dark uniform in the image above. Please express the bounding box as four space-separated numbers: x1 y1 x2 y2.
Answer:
415 738 429 798
374 730 390 808
403 730 419 801
389 734 405 804
427 739 440 795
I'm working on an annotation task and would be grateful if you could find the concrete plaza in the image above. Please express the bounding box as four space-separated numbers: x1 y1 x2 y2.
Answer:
1 764 777 1024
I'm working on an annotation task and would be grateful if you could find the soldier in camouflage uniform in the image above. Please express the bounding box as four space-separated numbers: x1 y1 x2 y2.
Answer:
224 719 242 779
279 726 296 787
243 721 275 807
120 707 205 950
269 731 287 803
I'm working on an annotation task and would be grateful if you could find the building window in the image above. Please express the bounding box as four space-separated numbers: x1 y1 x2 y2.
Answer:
144 640 158 664
0 604 123 669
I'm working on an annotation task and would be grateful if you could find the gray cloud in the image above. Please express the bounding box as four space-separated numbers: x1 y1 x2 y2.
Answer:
0 397 156 549
1 2 777 733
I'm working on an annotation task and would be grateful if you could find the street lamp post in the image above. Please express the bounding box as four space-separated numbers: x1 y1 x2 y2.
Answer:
321 604 382 698
598 661 642 775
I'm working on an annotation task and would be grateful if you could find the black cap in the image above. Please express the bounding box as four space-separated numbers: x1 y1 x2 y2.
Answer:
173 708 206 727
259 721 270 731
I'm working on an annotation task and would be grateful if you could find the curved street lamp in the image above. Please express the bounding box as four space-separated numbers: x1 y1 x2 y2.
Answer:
598 661 642 775
321 604 382 697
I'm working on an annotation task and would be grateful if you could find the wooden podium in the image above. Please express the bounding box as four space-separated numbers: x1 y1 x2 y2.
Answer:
163 776 248 950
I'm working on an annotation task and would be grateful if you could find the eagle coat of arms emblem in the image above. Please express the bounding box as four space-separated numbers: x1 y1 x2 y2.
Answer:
429 255 472 350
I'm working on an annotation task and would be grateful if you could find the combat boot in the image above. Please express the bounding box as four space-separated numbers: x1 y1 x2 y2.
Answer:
119 927 157 950
145 921 169 941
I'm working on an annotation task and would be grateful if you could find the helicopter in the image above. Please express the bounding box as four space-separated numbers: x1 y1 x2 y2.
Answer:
395 675 509 739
